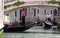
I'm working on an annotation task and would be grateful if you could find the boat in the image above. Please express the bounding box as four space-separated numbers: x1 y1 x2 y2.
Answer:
4 23 34 32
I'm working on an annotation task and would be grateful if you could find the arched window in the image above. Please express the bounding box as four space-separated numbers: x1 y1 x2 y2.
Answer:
5 14 9 16
15 11 17 17
37 9 39 14
54 9 57 16
44 10 46 14
51 10 52 14
34 9 36 16
20 9 22 20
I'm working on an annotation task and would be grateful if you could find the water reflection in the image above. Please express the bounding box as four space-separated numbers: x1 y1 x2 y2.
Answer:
3 26 60 38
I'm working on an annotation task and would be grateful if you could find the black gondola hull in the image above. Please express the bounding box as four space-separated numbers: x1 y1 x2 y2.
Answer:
4 24 34 32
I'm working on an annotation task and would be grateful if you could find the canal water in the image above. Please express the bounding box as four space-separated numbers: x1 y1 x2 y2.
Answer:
3 26 60 38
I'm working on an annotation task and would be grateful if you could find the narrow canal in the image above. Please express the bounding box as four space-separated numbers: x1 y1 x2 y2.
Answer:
3 26 60 38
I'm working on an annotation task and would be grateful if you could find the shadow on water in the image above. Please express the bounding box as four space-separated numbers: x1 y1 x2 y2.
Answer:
4 31 60 34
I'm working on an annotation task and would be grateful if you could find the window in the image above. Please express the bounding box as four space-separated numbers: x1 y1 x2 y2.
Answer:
38 16 39 20
34 9 36 16
20 10 22 20
37 9 39 14
51 10 52 14
58 12 60 16
25 8 27 16
5 14 9 16
5 14 10 20
44 10 46 14
15 11 17 17
58 8 60 16
54 9 57 16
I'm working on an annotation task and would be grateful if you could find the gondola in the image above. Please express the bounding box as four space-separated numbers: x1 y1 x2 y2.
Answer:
4 23 34 32
4 8 34 32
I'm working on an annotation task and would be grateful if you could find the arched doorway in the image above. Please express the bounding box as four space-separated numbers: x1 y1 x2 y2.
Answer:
54 9 57 16
20 9 22 20
53 9 57 21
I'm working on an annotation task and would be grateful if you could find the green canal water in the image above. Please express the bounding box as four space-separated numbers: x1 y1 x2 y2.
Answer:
0 30 3 38
3 26 60 38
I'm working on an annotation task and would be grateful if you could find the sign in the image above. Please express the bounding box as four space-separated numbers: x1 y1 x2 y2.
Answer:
0 0 4 29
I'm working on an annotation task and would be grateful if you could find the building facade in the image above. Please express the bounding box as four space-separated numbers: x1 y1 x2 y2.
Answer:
4 5 58 24
4 1 60 24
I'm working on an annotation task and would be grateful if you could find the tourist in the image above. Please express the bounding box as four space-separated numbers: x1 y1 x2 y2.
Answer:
46 14 51 22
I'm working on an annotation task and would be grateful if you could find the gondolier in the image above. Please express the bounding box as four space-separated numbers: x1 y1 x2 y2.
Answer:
21 8 25 26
